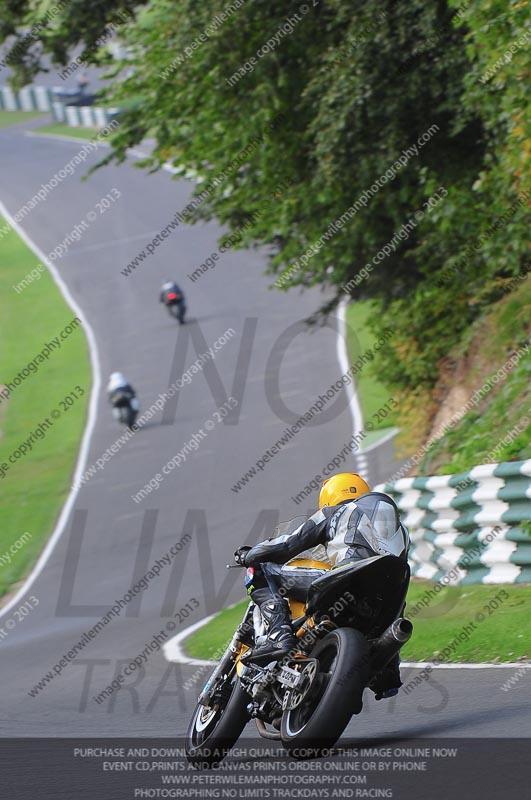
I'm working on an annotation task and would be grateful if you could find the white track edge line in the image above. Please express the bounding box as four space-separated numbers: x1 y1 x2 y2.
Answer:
163 610 531 671
162 612 222 667
0 133 182 624
163 599 245 666
336 299 367 477
0 201 101 620
362 427 400 453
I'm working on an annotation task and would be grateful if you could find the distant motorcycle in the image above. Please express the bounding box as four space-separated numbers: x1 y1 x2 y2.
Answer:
111 390 139 428
185 513 412 766
167 293 186 324
160 282 186 324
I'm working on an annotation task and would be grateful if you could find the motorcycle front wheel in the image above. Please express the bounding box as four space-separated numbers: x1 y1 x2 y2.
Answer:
185 675 250 767
281 627 369 757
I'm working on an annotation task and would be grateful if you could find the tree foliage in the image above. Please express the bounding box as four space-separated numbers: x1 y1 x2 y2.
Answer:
2 0 531 392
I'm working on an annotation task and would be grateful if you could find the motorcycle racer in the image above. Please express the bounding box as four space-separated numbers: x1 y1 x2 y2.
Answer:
107 372 139 426
234 472 410 698
160 280 186 324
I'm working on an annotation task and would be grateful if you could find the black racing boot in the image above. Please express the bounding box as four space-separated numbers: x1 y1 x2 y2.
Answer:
369 654 402 700
246 598 297 666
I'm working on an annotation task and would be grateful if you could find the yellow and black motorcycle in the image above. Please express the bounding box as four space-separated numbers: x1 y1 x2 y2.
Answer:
186 514 411 765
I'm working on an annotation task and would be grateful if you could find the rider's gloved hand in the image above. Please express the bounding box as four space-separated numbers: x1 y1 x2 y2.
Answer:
233 546 252 566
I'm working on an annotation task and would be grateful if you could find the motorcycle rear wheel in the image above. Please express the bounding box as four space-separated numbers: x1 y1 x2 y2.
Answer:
281 628 369 756
185 675 250 767
168 302 185 323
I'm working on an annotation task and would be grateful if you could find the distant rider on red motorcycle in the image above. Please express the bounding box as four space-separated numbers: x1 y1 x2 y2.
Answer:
160 280 186 324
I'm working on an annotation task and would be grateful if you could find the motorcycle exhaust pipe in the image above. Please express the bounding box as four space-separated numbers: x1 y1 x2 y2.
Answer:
370 618 413 673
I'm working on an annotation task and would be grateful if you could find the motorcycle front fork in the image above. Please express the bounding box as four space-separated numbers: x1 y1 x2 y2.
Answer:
197 605 255 707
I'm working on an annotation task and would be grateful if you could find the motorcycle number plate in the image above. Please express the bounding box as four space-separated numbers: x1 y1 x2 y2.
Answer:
278 666 301 688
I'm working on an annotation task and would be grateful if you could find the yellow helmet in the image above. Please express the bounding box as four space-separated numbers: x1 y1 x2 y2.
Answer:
319 473 371 508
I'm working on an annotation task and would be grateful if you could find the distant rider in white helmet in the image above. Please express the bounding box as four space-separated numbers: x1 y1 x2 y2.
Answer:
107 372 139 426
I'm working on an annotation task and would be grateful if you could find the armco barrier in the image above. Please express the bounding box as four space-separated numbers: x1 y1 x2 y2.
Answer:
51 102 120 127
378 459 531 584
0 85 120 128
0 84 55 111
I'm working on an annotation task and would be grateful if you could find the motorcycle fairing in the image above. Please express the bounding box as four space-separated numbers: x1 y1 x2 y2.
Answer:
304 554 410 636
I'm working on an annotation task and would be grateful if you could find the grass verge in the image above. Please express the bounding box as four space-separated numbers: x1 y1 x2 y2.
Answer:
0 215 90 599
33 123 106 140
184 581 531 663
345 300 397 439
0 110 47 127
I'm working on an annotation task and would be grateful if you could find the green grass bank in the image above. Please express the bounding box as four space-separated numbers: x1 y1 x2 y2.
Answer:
0 215 90 599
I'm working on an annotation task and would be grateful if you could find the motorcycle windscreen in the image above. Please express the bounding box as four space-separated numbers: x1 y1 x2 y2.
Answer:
351 495 407 557
273 516 331 563
273 516 308 538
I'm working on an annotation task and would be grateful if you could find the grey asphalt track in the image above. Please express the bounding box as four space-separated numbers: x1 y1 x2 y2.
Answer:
0 119 529 752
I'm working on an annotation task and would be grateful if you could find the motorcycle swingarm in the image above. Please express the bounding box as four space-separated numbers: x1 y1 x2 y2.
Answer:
239 658 317 692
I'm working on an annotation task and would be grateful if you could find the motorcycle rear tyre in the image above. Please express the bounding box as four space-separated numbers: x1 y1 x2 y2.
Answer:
281 628 369 756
